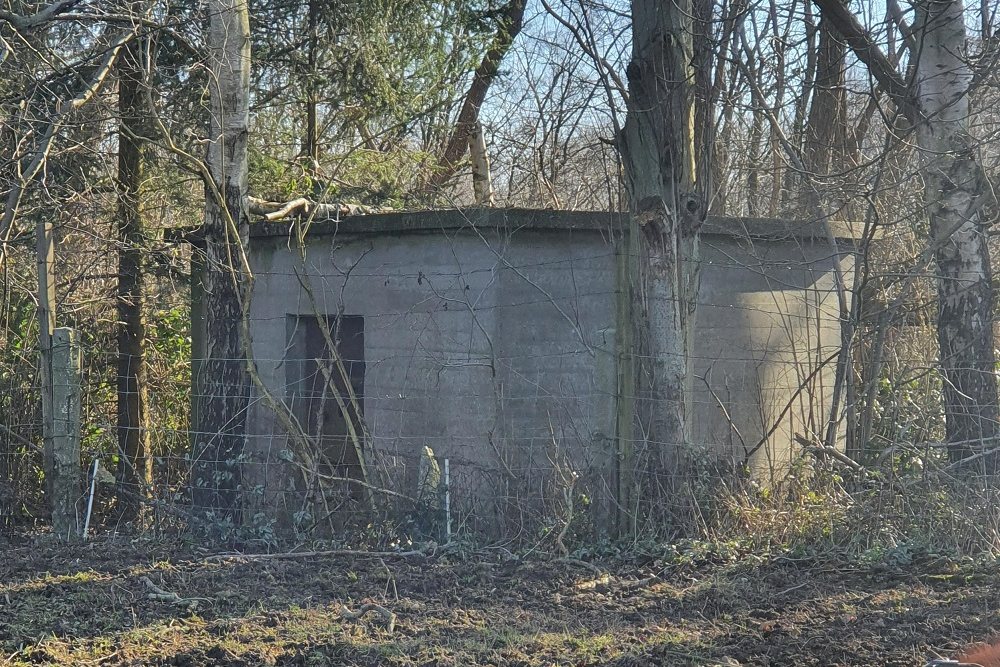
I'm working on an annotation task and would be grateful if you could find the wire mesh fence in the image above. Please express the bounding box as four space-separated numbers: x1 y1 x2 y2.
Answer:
3 208 998 556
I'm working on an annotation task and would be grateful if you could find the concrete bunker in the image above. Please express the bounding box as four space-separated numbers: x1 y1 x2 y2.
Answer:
191 208 862 535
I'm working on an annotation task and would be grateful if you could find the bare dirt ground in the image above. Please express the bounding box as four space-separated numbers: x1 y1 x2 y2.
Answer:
1 537 998 666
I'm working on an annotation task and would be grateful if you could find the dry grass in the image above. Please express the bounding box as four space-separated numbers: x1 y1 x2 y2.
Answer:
2 534 1000 666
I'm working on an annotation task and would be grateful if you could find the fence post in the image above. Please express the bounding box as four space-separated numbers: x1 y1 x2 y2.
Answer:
614 232 638 538
49 327 82 539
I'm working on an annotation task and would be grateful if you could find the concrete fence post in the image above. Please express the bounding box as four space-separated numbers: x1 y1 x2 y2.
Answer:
48 327 82 539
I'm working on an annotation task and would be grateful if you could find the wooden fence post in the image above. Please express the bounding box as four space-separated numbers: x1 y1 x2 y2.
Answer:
614 231 638 538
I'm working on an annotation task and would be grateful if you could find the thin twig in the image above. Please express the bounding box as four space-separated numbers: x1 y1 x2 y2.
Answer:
204 546 433 563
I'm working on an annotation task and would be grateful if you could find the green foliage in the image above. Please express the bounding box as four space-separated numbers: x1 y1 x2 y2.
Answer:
146 304 192 443
871 372 945 455
248 148 301 202
336 147 438 207
249 0 500 205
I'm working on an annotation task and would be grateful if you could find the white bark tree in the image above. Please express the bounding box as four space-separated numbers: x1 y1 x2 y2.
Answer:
813 0 998 463
192 0 253 518
913 0 997 461
469 121 495 206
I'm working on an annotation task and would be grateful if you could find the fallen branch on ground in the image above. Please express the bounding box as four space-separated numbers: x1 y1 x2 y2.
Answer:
574 574 612 590
340 603 397 633
572 570 662 592
554 557 604 576
795 433 863 472
140 576 207 611
203 545 434 563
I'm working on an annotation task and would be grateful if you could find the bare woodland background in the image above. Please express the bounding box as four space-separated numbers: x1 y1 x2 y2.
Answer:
2 0 1000 553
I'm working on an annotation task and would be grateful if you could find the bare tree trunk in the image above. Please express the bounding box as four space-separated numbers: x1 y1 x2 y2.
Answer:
621 0 704 480
193 0 251 520
693 0 745 215
768 131 782 216
303 0 319 180
746 112 764 216
469 121 494 205
800 13 848 215
115 33 151 521
766 0 790 215
791 1 819 159
799 10 852 455
914 0 998 462
692 0 715 206
814 0 999 464
429 0 525 189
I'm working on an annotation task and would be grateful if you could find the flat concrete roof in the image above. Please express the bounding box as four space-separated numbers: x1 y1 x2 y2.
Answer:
248 208 872 242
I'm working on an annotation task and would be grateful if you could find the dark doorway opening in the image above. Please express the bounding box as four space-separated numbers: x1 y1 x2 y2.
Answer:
286 314 366 489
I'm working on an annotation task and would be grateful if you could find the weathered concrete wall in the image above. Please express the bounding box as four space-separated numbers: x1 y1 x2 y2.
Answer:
242 224 620 532
694 234 849 473
220 209 854 534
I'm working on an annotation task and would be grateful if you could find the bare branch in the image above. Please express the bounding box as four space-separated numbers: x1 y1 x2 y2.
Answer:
0 0 81 31
810 0 912 114
0 31 134 243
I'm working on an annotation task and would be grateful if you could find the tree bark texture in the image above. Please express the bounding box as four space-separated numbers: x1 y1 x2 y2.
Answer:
813 0 999 464
914 0 998 461
116 35 151 521
800 13 848 214
692 0 715 206
193 0 252 520
620 0 704 478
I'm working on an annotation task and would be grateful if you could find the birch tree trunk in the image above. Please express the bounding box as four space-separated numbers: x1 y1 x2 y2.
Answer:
620 0 704 479
193 0 251 520
813 0 999 466
469 121 495 205
814 0 998 464
913 0 998 462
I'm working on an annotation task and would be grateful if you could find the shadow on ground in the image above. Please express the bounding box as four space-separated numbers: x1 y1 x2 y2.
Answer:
1 537 997 666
